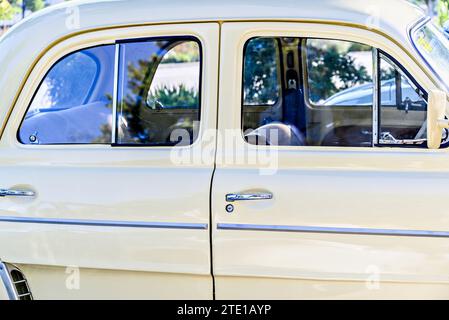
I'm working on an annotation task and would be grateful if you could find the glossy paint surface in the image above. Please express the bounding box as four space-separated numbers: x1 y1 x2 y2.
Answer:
1 0 448 300
0 0 425 137
17 264 212 299
0 23 219 299
212 22 449 299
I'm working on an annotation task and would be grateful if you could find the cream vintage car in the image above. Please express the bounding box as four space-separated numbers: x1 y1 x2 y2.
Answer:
1 0 449 300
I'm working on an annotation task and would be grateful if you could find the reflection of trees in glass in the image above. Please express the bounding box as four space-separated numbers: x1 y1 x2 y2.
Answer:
380 65 396 81
243 38 280 105
149 84 198 108
307 41 372 103
243 38 373 106
162 42 200 64
92 124 112 144
120 59 154 142
119 43 200 145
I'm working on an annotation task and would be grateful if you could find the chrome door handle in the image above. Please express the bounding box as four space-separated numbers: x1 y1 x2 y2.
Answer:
0 189 35 198
226 192 273 202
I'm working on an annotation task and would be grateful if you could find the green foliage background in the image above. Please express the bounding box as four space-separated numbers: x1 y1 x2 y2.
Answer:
0 0 16 21
1 0 46 23
306 41 372 103
244 38 372 105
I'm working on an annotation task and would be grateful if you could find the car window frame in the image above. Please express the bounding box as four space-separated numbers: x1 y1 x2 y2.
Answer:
239 34 432 149
15 36 204 148
16 45 108 145
376 49 429 148
113 35 203 147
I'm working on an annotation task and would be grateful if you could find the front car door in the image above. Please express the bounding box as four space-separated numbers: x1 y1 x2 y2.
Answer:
212 22 449 299
0 23 218 299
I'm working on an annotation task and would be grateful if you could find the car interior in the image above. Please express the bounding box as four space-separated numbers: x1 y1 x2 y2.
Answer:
242 37 429 148
18 45 116 144
18 40 201 146
18 36 429 148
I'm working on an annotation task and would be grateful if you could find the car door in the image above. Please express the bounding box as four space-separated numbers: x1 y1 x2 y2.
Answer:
0 23 219 299
212 22 449 299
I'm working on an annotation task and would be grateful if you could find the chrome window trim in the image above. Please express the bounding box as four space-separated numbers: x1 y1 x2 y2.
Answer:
217 223 449 238
111 43 120 144
0 216 208 230
114 36 203 147
0 262 18 300
375 51 428 146
372 48 379 146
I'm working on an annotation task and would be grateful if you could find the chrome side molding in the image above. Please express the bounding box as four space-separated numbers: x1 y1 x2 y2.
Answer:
0 216 208 230
217 223 449 238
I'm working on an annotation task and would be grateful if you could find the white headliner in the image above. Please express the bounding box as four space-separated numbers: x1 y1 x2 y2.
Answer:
0 0 426 128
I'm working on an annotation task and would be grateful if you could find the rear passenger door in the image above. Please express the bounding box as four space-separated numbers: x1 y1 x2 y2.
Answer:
0 23 218 299
213 22 449 299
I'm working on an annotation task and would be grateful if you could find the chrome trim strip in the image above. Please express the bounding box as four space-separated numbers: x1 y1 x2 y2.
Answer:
217 223 449 238
111 43 120 144
0 216 208 230
372 48 379 146
0 262 18 300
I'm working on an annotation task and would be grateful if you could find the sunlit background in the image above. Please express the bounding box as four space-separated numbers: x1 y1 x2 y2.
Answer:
0 0 448 36
0 0 65 35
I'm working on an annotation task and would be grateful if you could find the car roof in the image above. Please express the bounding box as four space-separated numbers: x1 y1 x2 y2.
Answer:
0 0 426 59
0 0 426 132
2 0 425 40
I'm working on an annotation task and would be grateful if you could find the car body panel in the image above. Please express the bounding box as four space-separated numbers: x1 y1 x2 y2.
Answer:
15 264 211 299
1 0 449 300
0 0 428 139
0 22 219 299
212 21 449 299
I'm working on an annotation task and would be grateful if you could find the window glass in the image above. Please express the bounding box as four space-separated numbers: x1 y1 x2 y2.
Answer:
412 21 449 89
19 45 115 144
379 55 427 144
243 38 280 106
242 37 373 148
306 39 373 105
117 38 201 146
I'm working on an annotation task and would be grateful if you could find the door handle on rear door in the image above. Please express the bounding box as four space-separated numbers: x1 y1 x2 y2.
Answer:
0 189 35 198
226 192 273 202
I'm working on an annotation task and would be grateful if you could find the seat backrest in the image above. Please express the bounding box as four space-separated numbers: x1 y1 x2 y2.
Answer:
245 121 305 146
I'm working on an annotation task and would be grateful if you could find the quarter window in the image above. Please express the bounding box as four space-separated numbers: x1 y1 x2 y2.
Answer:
18 37 202 147
378 54 427 145
19 45 115 144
